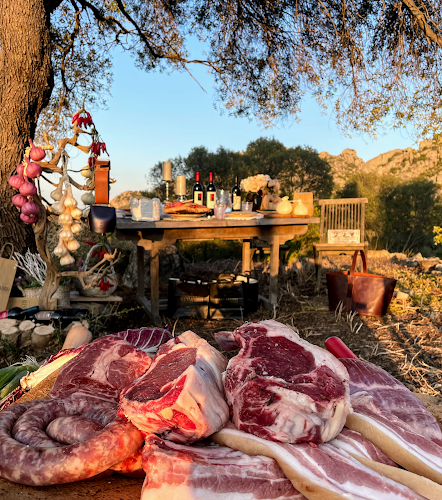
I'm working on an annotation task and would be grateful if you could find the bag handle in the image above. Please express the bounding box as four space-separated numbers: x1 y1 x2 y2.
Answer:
0 243 14 259
347 250 368 311
349 249 367 277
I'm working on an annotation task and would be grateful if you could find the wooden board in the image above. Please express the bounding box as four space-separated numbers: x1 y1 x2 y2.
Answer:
263 213 310 218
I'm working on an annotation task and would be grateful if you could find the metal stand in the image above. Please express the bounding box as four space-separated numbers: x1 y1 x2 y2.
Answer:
165 180 170 201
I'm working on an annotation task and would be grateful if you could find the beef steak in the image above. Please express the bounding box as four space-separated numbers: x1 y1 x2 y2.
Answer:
118 331 229 443
50 337 152 403
216 320 351 444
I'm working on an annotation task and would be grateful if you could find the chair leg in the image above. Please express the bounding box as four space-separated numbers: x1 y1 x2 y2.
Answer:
314 248 322 291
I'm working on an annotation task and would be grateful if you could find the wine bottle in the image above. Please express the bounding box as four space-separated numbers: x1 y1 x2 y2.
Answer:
231 175 241 211
206 172 216 212
29 309 90 323
192 172 204 205
0 306 39 320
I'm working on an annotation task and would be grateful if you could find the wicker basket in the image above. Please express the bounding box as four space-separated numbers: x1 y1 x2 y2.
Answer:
76 243 118 297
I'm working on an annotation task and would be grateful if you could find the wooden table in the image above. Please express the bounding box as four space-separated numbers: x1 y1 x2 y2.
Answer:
116 216 319 325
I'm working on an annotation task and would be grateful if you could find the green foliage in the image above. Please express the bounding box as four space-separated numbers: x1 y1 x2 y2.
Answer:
338 174 442 254
177 240 242 263
148 137 333 200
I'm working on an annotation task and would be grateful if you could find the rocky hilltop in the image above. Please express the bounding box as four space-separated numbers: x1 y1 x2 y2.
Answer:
110 190 147 209
319 139 442 188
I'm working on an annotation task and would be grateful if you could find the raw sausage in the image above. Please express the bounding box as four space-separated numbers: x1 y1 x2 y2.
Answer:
0 396 143 486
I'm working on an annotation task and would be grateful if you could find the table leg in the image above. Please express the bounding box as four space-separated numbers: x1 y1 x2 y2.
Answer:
150 240 161 325
269 235 280 306
242 239 251 274
136 245 161 326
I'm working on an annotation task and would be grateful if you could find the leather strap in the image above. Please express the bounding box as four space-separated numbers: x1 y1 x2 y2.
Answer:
347 250 368 311
94 159 110 205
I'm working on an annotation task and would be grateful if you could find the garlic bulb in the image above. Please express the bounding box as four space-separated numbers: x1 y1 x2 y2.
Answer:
60 225 73 241
81 167 93 178
66 239 80 252
60 254 75 266
71 223 81 234
64 185 77 208
70 207 82 219
81 191 95 205
59 212 73 225
50 179 64 201
53 239 68 257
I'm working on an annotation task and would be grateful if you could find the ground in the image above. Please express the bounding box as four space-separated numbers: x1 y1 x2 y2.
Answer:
1 253 442 498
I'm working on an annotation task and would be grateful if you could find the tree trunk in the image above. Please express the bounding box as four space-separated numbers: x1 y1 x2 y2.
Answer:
0 0 53 253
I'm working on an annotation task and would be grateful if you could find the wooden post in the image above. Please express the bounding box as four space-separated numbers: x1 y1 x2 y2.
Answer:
150 240 161 325
269 235 279 306
137 245 145 297
242 239 251 274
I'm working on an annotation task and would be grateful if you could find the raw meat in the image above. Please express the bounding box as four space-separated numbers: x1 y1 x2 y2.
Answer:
341 358 442 441
218 320 351 443
43 412 144 477
213 424 426 500
330 428 398 467
50 336 152 402
118 330 229 443
0 397 143 486
113 327 172 353
141 435 306 500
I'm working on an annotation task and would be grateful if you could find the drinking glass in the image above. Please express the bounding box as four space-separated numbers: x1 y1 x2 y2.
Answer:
242 201 253 212
214 205 227 220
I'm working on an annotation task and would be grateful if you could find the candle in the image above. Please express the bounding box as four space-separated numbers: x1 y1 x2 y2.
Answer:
162 161 172 181
176 175 186 195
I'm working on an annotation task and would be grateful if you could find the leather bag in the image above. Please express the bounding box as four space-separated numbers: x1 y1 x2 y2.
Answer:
88 206 116 234
88 159 116 234
326 250 396 317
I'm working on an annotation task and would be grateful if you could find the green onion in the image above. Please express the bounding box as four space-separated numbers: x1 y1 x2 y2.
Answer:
0 370 28 400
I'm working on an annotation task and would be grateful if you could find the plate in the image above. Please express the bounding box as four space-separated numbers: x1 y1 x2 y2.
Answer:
169 213 208 219
257 210 277 214
226 212 262 219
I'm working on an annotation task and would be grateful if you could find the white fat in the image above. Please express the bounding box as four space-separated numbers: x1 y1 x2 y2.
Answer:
351 412 442 471
141 482 267 500
216 428 423 500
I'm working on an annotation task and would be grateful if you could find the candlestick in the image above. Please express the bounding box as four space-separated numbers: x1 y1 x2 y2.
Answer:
162 161 172 181
176 175 186 196
165 180 170 202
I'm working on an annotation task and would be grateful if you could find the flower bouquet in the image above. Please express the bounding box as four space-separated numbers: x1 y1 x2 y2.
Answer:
240 175 281 210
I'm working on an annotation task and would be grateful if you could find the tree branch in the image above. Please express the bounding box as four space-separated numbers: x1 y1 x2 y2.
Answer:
59 249 121 289
402 0 442 49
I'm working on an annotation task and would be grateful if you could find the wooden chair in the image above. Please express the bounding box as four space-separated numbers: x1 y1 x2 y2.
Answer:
313 198 369 290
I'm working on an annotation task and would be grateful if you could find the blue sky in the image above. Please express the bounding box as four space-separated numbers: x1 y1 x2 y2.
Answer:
60 48 416 203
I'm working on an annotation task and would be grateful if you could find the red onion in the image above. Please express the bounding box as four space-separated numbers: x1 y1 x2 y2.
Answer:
19 180 37 197
28 139 46 161
16 164 25 176
20 213 37 224
25 162 42 179
21 200 40 216
8 174 25 190
12 194 27 208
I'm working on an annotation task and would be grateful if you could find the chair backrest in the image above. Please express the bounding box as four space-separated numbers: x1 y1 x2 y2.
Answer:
318 198 368 244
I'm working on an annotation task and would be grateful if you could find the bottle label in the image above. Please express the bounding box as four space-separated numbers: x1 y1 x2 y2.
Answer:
207 193 216 209
194 192 203 205
232 194 241 210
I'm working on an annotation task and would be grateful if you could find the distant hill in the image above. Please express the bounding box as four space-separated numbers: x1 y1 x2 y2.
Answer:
319 139 442 189
110 190 147 209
